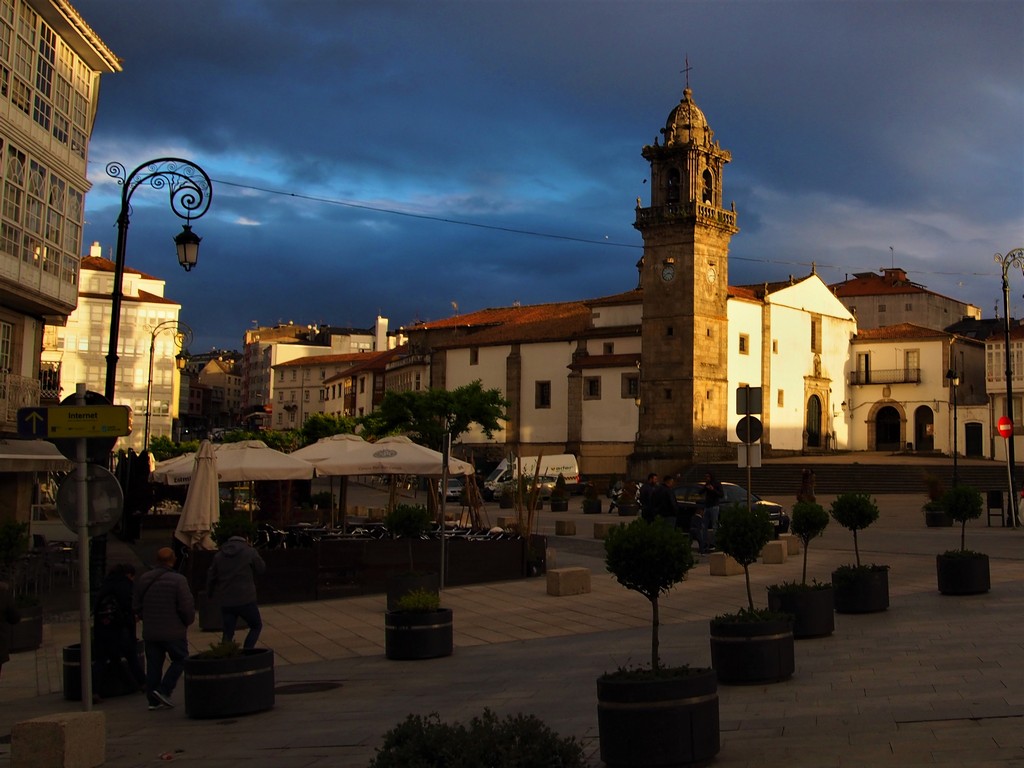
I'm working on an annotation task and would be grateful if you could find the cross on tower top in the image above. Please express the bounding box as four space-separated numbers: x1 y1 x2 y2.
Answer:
680 56 692 91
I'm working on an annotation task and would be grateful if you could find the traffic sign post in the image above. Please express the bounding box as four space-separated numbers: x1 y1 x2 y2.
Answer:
997 416 1017 528
17 404 131 438
997 416 1013 439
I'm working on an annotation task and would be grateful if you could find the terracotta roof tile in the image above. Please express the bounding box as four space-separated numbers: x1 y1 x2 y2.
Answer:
81 255 158 280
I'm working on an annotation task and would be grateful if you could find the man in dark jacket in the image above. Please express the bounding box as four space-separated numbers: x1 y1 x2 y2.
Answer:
93 563 144 695
648 475 680 529
207 535 266 649
133 547 194 710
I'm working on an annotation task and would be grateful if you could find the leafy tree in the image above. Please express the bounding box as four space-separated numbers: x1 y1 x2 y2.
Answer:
716 504 775 611
941 485 983 552
148 435 198 462
300 413 357 446
360 380 508 451
222 428 301 453
829 492 879 567
790 501 830 584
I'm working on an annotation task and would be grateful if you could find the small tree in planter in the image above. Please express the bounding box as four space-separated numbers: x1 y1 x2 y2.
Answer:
830 492 889 613
581 482 602 514
184 639 275 719
936 485 989 595
598 517 718 766
766 501 834 638
384 587 453 660
384 504 437 610
922 471 953 527
549 474 569 512
711 504 795 684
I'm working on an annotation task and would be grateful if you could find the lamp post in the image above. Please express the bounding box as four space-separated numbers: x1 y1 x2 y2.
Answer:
104 158 212 403
946 364 959 488
995 248 1024 527
144 320 193 451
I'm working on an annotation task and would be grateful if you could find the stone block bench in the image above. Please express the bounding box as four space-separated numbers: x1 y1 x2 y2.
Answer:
554 520 576 536
760 540 788 564
709 552 744 576
12 711 105 768
592 521 621 540
547 567 591 596
778 533 800 556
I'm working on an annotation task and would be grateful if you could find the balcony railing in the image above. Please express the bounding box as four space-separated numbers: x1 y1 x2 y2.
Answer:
0 372 41 427
848 368 921 386
635 202 737 230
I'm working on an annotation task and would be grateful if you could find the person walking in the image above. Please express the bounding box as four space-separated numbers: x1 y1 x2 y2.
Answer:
93 563 145 696
649 475 680 530
133 547 194 711
206 532 265 649
797 468 817 504
638 473 659 521
0 579 19 680
701 472 723 545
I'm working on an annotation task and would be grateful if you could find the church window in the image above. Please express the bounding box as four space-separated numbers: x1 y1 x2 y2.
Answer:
810 316 822 353
739 334 749 355
905 303 912 311
666 168 680 204
535 381 551 409
772 339 779 354
584 377 601 400
664 388 672 400
603 342 614 354
702 169 713 203
666 326 673 337
621 373 638 398
469 347 479 365
777 389 784 407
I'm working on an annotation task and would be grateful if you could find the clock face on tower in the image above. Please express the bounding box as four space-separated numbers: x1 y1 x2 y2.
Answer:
706 266 717 284
661 264 676 282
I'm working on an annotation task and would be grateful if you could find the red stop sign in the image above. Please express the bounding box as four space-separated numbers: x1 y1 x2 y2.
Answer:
997 416 1013 438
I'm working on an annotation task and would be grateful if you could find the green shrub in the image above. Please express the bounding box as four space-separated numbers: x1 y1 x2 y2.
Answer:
395 588 440 612
196 640 242 659
605 517 693 673
716 504 774 612
212 513 258 546
829 493 880 567
369 709 585 768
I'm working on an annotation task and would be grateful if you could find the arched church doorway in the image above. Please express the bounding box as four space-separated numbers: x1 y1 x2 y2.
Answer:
914 405 934 451
805 395 822 448
875 406 901 451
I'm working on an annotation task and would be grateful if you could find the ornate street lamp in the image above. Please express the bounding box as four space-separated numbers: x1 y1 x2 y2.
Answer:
103 158 212 403
144 320 193 451
995 248 1024 527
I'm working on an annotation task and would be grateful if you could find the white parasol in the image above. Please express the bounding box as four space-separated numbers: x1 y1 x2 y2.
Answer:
174 440 219 550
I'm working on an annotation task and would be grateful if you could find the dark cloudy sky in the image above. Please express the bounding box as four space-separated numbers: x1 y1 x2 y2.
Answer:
72 0 1024 353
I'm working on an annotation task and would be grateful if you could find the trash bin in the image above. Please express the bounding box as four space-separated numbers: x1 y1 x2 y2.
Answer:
63 641 144 701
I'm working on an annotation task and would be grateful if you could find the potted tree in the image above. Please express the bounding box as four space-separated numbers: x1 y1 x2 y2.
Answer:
936 485 989 595
549 474 570 512
616 479 640 516
710 504 795 685
498 482 515 509
384 587 453 660
598 517 719 767
581 482 602 515
830 492 889 613
766 501 834 638
183 639 275 719
384 504 438 610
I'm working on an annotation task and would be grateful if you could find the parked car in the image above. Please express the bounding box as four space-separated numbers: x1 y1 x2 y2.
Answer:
674 482 789 534
440 478 465 502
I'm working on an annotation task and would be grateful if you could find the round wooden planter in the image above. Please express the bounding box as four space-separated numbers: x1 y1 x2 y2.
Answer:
385 608 453 660
597 667 719 767
582 499 603 515
710 618 794 685
498 497 514 509
386 572 440 611
63 641 144 701
617 502 640 517
183 648 275 719
9 605 42 653
832 567 889 614
767 586 835 639
550 498 569 512
937 553 990 595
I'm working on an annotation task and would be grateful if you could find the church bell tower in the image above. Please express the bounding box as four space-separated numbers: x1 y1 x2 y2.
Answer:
631 85 739 474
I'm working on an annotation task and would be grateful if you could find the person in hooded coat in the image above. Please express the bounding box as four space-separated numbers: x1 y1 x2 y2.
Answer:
206 535 266 649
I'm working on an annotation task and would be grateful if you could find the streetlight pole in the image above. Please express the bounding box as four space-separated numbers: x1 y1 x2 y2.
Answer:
995 248 1024 527
144 320 193 451
104 158 212 403
946 363 959 488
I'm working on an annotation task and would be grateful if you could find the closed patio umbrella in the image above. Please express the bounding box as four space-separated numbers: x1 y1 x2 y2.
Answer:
174 440 219 550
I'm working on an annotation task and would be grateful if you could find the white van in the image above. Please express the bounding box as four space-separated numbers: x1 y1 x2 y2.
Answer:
483 454 579 499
